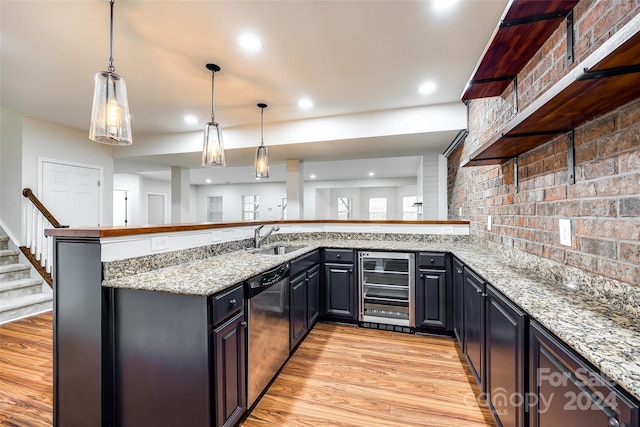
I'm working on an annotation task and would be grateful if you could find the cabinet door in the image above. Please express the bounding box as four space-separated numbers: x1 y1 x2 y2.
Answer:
416 269 447 329
529 321 638 427
214 311 246 427
323 263 357 320
463 267 485 391
453 257 464 347
290 274 308 350
307 265 320 328
486 285 526 427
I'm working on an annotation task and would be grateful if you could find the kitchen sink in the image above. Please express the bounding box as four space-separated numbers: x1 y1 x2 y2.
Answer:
252 245 305 255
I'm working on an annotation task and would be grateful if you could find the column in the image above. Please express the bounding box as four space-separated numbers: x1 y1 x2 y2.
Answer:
286 160 304 219
171 166 190 223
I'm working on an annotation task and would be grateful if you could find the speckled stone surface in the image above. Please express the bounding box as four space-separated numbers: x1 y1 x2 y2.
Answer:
102 233 640 401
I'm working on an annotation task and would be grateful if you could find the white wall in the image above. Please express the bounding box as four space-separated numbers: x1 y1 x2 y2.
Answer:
21 118 115 226
0 107 24 241
195 182 287 223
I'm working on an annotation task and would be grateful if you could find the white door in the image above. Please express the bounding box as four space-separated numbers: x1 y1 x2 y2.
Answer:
41 162 101 227
113 189 129 226
147 193 165 225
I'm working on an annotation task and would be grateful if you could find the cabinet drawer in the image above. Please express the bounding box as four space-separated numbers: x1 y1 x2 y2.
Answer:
324 249 354 263
418 253 447 268
290 249 320 277
212 285 244 325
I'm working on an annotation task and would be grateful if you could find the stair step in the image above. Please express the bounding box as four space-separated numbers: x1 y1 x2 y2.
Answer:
0 264 31 281
0 292 53 324
0 249 20 265
0 278 44 299
0 236 8 251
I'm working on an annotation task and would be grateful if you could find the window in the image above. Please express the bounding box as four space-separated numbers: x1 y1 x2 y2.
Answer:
402 196 418 220
207 196 223 222
368 197 387 220
242 195 259 221
337 197 352 220
278 195 287 220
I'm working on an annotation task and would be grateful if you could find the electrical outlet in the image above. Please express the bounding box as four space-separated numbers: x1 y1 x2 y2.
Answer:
150 236 169 252
559 218 572 246
211 231 222 242
487 215 492 231
458 207 462 216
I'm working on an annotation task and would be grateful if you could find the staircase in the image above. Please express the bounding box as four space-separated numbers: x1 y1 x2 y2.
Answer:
0 234 52 324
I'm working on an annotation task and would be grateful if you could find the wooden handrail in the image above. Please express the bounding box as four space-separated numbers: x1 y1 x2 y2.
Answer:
22 188 68 228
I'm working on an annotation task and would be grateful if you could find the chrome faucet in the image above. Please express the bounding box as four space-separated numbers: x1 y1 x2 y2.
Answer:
254 224 280 248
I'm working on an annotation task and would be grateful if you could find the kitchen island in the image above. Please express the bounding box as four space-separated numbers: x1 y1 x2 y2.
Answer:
47 220 640 427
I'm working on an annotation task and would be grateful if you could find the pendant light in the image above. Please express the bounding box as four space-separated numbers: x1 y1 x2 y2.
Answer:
89 0 132 146
255 103 269 179
202 64 225 167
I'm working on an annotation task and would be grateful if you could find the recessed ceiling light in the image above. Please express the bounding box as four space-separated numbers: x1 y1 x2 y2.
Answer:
238 32 263 53
205 179 211 184
369 172 375 177
418 81 437 95
310 174 316 179
184 115 198 124
298 97 313 110
431 0 460 12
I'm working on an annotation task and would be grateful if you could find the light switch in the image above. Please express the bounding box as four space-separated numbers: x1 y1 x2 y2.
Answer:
459 207 462 216
487 215 492 231
150 236 169 251
559 218 572 246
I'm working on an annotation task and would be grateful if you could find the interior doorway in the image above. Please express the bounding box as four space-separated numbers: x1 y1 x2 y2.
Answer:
41 160 101 227
113 189 129 226
146 193 165 225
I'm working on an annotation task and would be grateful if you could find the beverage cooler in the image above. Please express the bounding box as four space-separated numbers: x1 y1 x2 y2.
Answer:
358 252 415 327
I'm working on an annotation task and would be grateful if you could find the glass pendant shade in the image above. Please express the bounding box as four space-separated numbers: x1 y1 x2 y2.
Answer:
255 145 269 178
202 121 225 167
89 71 132 145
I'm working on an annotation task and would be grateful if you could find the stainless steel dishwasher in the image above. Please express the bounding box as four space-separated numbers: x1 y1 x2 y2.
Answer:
245 262 290 408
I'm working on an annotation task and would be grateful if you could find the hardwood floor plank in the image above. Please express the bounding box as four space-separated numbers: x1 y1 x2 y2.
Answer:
0 312 53 427
0 314 494 427
242 323 495 427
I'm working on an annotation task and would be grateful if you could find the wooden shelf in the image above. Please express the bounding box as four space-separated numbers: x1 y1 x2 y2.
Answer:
461 0 578 101
463 13 640 167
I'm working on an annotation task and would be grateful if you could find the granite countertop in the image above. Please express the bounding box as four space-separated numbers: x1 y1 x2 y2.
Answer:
102 238 640 402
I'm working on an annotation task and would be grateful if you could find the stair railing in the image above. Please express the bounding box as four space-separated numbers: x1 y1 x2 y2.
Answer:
20 188 68 288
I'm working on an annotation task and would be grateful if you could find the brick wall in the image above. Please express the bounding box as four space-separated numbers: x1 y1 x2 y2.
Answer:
448 0 640 286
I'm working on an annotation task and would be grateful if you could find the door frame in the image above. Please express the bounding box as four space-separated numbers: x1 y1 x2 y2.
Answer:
38 157 104 226
146 192 166 225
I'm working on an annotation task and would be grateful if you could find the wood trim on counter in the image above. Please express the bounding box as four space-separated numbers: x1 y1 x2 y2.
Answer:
44 220 470 238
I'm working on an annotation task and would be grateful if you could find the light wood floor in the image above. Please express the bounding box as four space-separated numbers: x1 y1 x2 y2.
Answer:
242 323 495 427
0 312 53 427
0 314 494 427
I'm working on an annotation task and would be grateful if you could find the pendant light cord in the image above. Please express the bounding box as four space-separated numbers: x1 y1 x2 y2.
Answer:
210 71 216 122
108 0 115 72
260 106 264 147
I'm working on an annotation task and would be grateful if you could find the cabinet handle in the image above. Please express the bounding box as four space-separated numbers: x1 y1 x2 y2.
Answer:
608 418 621 427
456 269 462 274
430 258 434 263
229 298 237 306
481 293 488 297
476 289 483 293
336 254 341 259
240 321 248 328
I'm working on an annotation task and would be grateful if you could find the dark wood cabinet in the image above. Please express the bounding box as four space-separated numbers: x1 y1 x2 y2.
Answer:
290 272 308 350
290 251 320 351
529 321 639 427
213 311 246 427
307 265 320 327
322 249 357 321
416 269 447 329
111 285 246 427
485 284 527 427
463 266 486 392
452 257 464 347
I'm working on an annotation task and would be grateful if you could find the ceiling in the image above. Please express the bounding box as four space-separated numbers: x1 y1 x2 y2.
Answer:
1 0 508 185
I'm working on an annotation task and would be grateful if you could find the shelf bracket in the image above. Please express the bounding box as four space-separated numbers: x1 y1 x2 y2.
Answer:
567 130 575 185
514 157 519 193
567 10 574 65
502 129 571 138
577 63 640 80
500 9 576 27
513 76 519 114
